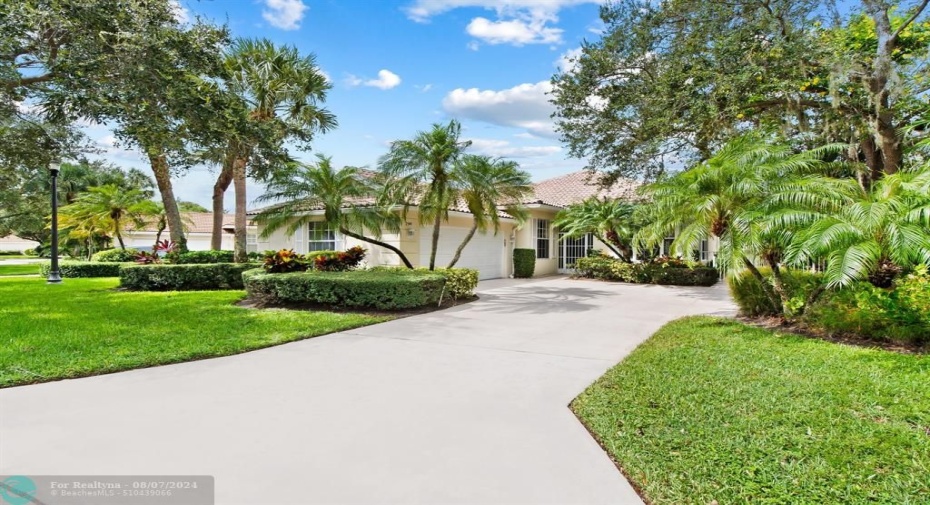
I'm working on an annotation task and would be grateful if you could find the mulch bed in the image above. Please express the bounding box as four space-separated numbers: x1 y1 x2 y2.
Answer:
236 295 479 318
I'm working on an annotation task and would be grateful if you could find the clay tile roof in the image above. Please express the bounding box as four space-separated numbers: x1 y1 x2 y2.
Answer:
128 212 240 234
528 170 639 208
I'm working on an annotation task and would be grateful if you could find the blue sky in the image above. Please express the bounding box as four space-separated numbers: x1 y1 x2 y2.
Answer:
85 0 607 209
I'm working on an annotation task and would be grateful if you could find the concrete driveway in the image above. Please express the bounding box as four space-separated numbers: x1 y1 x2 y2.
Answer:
0 277 734 505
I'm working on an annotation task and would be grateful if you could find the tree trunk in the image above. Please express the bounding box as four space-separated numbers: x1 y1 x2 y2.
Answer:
115 225 125 250
147 150 188 252
742 255 782 314
232 154 249 263
767 257 790 315
339 227 414 269
448 223 478 268
211 144 235 250
429 212 442 270
211 165 233 250
594 232 627 261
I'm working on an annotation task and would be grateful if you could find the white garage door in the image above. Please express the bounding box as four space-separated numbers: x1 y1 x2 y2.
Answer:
421 227 504 280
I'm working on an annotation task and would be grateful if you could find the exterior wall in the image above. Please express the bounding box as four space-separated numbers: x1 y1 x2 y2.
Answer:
0 235 39 252
514 208 560 276
253 211 517 278
123 231 235 251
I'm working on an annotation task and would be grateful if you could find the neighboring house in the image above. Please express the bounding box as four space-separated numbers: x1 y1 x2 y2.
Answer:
251 170 719 280
123 212 258 252
0 235 39 253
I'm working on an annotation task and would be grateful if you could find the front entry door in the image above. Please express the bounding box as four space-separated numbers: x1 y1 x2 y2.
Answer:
558 232 592 273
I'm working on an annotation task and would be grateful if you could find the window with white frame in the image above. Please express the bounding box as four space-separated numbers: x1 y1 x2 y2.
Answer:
308 222 337 252
246 231 258 253
535 219 550 259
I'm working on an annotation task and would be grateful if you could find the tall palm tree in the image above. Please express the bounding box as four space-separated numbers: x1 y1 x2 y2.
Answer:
223 38 337 262
771 167 930 288
254 155 414 268
59 185 159 250
555 198 639 262
379 120 471 270
446 155 533 268
636 134 839 314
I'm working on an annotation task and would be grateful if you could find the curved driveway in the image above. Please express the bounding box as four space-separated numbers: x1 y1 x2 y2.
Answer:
0 277 734 504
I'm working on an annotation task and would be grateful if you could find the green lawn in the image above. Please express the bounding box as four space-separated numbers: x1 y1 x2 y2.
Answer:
573 316 930 505
0 277 388 387
0 263 41 276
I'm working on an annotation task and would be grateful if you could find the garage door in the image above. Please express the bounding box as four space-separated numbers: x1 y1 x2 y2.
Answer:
421 227 504 280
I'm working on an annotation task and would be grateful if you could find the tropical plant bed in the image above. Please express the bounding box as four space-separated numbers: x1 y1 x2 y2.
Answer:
0 277 388 388
573 316 930 505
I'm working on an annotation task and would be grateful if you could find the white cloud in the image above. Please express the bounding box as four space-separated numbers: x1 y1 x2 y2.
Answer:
347 69 402 90
415 83 433 92
169 0 190 24
466 16 562 45
262 0 308 31
466 138 561 158
555 47 582 73
404 0 603 46
443 81 558 138
467 41 481 51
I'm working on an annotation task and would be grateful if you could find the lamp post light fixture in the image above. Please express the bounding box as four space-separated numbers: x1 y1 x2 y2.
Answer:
47 162 62 284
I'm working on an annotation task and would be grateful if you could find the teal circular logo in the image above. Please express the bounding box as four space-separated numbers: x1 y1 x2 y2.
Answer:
0 476 36 505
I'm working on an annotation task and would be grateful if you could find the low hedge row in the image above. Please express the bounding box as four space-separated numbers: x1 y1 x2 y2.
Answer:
574 256 719 287
174 250 235 264
91 248 139 262
243 268 450 310
40 261 123 278
120 263 258 291
369 267 480 301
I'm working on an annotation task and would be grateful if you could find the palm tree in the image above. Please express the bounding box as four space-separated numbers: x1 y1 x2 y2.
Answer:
636 134 839 314
223 38 337 262
446 155 533 268
771 167 930 288
379 120 471 270
555 198 638 262
253 155 415 268
59 185 159 250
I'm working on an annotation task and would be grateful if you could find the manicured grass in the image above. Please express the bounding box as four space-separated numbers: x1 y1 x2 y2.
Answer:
0 255 33 260
0 263 41 276
573 316 930 504
0 277 389 387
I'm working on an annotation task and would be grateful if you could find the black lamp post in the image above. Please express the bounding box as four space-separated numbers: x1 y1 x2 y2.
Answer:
47 162 62 284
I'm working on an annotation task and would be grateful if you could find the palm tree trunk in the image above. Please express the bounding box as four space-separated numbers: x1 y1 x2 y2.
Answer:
448 223 477 268
767 258 790 315
115 220 125 250
211 161 233 250
429 212 442 270
741 255 782 314
339 227 414 269
594 232 627 261
232 155 249 263
147 150 188 252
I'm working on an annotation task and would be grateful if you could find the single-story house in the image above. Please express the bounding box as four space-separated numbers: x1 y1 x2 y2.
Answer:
250 170 719 280
123 212 258 252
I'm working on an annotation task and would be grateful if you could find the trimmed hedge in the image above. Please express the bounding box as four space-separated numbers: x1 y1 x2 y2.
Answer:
513 248 535 278
39 261 123 278
574 256 719 286
175 250 235 264
243 269 448 310
369 267 480 301
120 263 257 291
91 248 139 262
727 267 823 317
0 250 24 256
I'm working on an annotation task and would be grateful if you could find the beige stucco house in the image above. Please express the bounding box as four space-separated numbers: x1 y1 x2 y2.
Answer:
123 212 260 252
250 170 723 280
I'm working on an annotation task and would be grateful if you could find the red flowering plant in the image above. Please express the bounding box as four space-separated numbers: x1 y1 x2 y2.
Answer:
312 246 366 272
134 240 178 264
261 249 308 273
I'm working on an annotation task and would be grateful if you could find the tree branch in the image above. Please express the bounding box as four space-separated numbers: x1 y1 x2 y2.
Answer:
891 0 930 44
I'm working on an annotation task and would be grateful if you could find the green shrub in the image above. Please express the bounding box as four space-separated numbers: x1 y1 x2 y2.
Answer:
243 269 448 310
91 248 139 263
639 263 719 286
574 256 718 286
120 263 257 291
22 248 37 256
369 266 480 301
39 261 122 278
0 250 24 256
804 266 930 344
174 250 235 264
728 268 823 317
513 248 535 278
